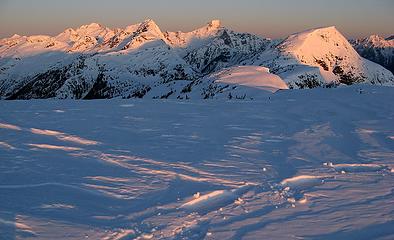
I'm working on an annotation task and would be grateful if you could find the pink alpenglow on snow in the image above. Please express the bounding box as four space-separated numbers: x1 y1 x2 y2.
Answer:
214 66 289 93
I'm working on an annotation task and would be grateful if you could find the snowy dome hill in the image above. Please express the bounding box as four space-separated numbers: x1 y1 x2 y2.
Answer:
213 66 288 93
0 20 393 100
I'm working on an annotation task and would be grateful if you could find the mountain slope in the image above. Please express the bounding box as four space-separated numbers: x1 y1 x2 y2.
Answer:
164 20 224 50
0 21 393 99
0 20 197 99
351 35 394 74
244 27 394 88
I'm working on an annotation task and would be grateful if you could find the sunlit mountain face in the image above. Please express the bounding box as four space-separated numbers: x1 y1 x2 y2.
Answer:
1 2 394 238
0 20 393 100
351 35 394 74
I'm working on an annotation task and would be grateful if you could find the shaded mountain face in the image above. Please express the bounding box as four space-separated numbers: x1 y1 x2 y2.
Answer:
0 20 393 100
351 35 394 74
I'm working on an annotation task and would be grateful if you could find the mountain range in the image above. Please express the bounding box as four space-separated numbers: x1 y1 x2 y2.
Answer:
0 19 393 100
351 35 394 75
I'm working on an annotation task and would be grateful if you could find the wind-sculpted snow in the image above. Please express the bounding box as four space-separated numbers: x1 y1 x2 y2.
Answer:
1 86 394 239
327 163 391 173
30 128 101 145
279 175 330 190
0 123 22 131
180 185 254 214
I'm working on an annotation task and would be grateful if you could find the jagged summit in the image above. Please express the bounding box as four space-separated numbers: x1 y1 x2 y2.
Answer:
135 19 164 37
73 22 110 37
198 19 223 33
118 19 167 50
208 20 222 29
137 19 162 32
78 22 104 30
368 34 384 40
351 34 394 74
355 34 394 48
0 21 393 100
141 19 157 25
163 19 225 48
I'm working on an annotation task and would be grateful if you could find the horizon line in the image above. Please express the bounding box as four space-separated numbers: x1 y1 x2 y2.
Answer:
1 19 392 40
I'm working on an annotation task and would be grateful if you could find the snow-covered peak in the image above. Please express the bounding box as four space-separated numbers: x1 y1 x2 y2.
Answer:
124 23 140 33
350 34 394 75
1 21 393 100
280 26 362 66
208 20 222 29
367 34 385 42
52 22 115 51
282 26 346 52
55 28 79 43
78 22 103 30
118 19 168 50
354 34 394 48
137 19 159 31
256 26 394 87
164 20 224 48
98 20 167 51
75 22 111 37
55 23 115 51
0 34 24 44
194 19 223 35
135 19 164 37
10 34 22 39
26 35 52 43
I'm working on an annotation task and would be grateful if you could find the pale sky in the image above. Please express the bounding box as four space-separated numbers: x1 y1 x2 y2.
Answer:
0 0 393 39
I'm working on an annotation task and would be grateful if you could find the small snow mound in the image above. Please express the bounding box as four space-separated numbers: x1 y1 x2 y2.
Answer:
280 175 329 190
180 190 235 210
327 163 390 173
180 184 252 212
0 122 22 131
213 66 289 93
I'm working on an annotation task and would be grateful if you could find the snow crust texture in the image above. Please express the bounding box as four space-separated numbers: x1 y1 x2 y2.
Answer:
1 85 394 239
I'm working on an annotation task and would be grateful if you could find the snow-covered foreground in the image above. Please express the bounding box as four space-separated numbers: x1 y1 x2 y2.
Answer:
1 86 394 239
